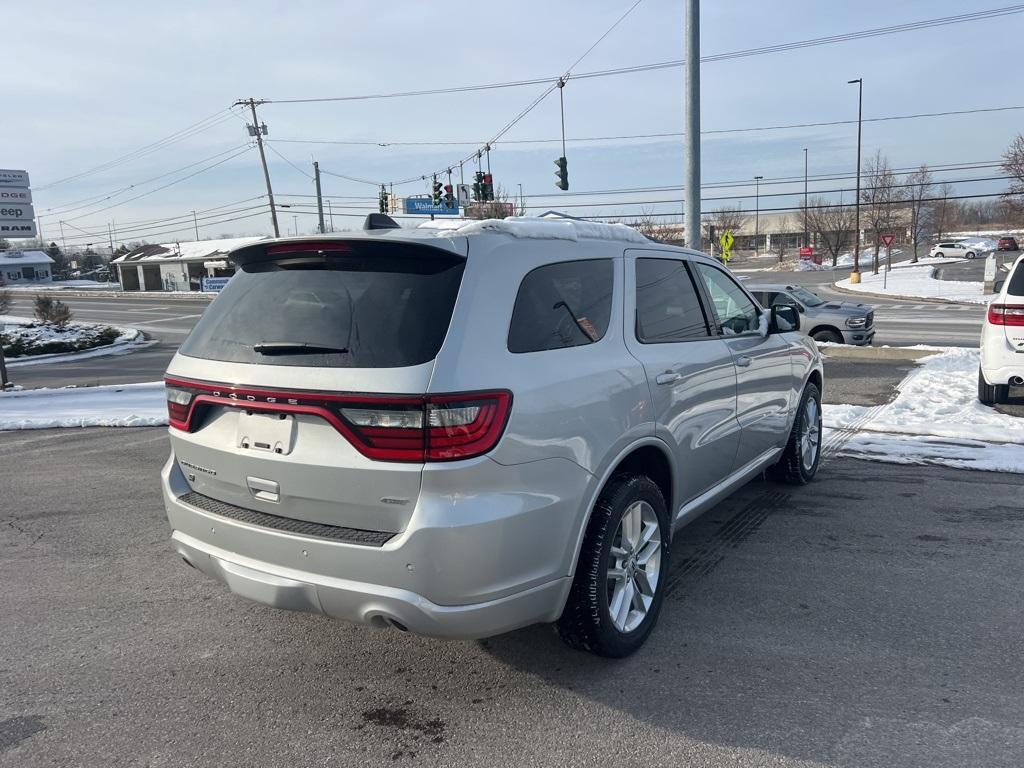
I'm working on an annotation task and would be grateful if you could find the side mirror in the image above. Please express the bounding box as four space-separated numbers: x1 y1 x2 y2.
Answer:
770 304 800 333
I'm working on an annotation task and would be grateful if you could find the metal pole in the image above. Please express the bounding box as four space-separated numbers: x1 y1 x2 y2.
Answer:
327 200 334 232
849 78 863 276
293 215 298 236
754 175 763 254
192 210 200 240
242 98 280 237
107 222 115 257
313 161 325 233
59 220 67 252
0 345 9 390
684 0 701 250
803 148 809 247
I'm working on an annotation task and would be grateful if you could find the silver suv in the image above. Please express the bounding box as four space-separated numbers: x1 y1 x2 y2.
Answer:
161 217 824 657
748 284 875 345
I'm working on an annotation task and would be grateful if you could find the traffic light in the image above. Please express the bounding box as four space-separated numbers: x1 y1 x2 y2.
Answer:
555 157 568 191
481 173 494 202
379 186 388 214
443 183 455 209
472 171 484 201
431 178 443 206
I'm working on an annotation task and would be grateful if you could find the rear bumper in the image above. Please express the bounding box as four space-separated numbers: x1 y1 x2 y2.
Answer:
981 336 1024 385
162 453 586 639
841 328 875 346
172 529 569 639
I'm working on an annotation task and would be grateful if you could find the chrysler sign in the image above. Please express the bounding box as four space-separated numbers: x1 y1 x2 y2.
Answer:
0 169 29 186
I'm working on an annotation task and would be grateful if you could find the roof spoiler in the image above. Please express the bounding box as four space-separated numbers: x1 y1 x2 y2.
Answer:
364 213 400 230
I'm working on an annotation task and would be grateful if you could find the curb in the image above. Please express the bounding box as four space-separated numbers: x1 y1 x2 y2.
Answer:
829 280 987 306
11 289 214 300
815 342 939 361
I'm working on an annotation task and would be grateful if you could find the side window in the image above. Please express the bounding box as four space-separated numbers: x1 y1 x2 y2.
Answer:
508 259 613 353
635 258 710 343
693 263 761 335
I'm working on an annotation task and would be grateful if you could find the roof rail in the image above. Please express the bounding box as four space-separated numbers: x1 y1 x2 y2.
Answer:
364 213 400 231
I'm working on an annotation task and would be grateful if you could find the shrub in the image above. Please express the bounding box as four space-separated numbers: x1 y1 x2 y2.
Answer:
33 295 73 328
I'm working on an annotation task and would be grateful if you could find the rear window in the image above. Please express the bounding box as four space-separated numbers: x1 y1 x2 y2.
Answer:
1008 262 1024 297
178 246 465 368
507 259 613 353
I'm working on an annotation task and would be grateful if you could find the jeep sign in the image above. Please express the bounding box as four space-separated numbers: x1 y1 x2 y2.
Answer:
0 203 34 221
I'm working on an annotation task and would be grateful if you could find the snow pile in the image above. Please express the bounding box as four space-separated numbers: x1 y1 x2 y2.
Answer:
835 264 990 303
0 382 167 430
439 217 649 244
1 315 145 366
823 347 1024 472
960 237 997 252
796 260 830 271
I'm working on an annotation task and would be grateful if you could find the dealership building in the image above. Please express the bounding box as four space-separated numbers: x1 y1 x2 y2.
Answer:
0 249 54 283
111 236 265 292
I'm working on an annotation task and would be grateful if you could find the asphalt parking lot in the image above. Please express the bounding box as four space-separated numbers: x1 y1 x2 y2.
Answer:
2 427 1024 768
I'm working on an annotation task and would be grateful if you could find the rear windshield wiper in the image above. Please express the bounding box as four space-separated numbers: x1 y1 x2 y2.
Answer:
253 341 349 355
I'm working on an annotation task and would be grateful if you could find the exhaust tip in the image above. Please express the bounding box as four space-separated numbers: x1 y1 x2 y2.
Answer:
1010 376 1023 386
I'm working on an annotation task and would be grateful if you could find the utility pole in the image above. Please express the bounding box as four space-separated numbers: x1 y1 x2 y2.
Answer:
754 175 763 254
684 0 701 250
803 148 809 248
848 78 863 280
313 161 325 233
326 200 334 232
237 98 280 237
192 210 200 241
293 214 298 237
59 220 67 252
107 222 115 258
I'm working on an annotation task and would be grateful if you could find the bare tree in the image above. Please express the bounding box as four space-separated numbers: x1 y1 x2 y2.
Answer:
930 182 956 240
1002 133 1024 215
701 205 747 250
905 165 933 263
466 185 517 220
804 197 856 267
771 215 792 262
860 151 903 274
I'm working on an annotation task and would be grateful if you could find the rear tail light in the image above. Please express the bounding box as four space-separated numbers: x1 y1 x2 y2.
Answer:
164 377 511 462
265 241 352 255
987 304 1024 326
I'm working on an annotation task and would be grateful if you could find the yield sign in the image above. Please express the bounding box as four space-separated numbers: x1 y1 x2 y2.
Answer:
880 233 896 247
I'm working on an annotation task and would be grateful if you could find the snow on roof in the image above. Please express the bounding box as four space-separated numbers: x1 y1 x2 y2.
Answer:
418 216 649 244
112 236 267 263
0 250 55 267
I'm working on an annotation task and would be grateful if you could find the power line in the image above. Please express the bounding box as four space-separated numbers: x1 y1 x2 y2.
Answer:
59 205 273 245
35 108 243 191
258 6 1024 106
267 104 1024 149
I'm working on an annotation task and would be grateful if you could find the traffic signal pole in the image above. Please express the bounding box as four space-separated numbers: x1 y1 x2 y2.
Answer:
314 161 325 234
684 0 701 251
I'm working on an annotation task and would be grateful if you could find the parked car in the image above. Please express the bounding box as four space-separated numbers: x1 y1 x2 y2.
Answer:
160 217 823 658
997 236 1019 252
929 241 978 260
979 253 1024 405
747 284 875 345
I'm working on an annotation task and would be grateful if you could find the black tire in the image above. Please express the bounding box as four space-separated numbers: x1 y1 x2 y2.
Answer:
768 381 822 485
978 368 1008 406
934 251 944 259
966 251 976 260
811 329 843 344
557 474 670 658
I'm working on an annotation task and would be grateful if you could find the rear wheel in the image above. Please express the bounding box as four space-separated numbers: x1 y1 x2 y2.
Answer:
978 368 1008 405
768 382 822 485
558 474 670 658
966 251 977 260
811 328 843 344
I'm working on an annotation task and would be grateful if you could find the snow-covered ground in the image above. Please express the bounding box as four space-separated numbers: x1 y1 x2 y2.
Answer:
0 382 166 430
6 280 121 291
823 347 1024 473
1 315 147 366
834 263 990 304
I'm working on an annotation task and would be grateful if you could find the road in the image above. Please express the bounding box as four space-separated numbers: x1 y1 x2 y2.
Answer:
2 428 1023 768
3 269 987 390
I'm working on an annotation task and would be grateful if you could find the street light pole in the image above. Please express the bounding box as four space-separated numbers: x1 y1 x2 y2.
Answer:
848 78 863 280
754 175 763 254
803 148 809 248
683 0 701 250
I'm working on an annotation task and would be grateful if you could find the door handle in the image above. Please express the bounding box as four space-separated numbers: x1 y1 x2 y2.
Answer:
655 372 682 385
735 356 752 368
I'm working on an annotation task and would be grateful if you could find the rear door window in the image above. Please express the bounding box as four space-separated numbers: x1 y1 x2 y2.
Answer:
179 246 465 368
507 259 613 353
635 258 710 342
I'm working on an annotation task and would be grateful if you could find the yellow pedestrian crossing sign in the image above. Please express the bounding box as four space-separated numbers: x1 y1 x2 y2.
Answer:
719 230 735 262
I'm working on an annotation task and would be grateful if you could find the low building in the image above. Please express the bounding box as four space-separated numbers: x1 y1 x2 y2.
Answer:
111 236 266 292
0 250 55 283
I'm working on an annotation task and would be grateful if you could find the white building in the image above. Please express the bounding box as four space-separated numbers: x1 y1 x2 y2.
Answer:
0 250 55 283
111 237 266 292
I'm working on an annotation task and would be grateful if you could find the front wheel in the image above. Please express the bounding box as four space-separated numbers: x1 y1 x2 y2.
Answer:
966 251 976 260
812 329 843 344
558 474 670 658
768 381 822 485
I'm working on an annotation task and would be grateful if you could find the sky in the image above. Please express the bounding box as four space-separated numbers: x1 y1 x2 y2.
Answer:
3 0 1022 248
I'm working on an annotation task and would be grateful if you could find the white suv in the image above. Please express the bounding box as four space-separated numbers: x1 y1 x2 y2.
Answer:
979 254 1024 404
929 241 978 260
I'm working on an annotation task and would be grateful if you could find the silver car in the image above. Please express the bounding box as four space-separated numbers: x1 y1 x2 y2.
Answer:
161 217 824 657
748 284 875 346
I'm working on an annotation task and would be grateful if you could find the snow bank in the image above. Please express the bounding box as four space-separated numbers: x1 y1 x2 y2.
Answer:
834 264 990 304
1 315 147 366
823 347 1024 472
438 217 649 244
0 382 167 430
7 280 121 291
